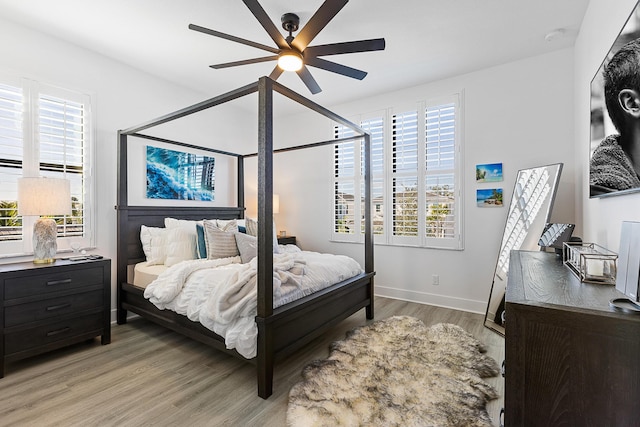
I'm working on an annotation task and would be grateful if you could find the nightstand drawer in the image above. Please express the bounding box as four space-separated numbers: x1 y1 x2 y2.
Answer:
4 312 104 356
4 266 104 300
4 289 103 327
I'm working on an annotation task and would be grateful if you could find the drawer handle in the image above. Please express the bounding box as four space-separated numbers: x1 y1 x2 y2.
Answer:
46 327 71 337
46 303 71 312
501 360 505 377
499 408 505 427
46 278 72 286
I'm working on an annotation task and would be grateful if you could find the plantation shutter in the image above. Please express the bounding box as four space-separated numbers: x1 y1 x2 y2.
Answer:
392 111 419 237
0 83 23 241
425 103 456 239
360 117 384 235
38 94 85 237
334 126 357 235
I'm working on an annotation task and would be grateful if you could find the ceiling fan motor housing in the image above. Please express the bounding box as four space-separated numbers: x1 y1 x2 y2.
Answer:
281 13 300 33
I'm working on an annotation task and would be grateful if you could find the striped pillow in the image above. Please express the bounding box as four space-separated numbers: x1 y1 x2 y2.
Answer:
203 219 239 259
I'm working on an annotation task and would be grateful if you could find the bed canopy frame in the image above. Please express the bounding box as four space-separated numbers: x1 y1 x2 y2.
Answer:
115 76 374 398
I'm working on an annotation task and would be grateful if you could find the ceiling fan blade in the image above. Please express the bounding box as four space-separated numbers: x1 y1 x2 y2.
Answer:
269 65 284 81
305 38 386 57
189 24 279 54
291 0 348 52
242 0 289 50
296 66 322 94
210 55 278 69
305 57 367 80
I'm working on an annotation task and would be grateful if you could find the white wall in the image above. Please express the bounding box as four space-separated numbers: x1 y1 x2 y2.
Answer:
575 0 640 250
0 17 252 317
247 48 576 313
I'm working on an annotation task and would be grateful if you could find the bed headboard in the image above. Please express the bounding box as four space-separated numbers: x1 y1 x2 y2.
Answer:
116 205 244 283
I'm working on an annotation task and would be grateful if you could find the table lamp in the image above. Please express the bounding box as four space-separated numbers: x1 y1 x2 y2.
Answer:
18 177 72 263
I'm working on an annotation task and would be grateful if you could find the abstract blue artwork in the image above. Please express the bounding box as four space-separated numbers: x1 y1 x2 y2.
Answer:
146 145 215 201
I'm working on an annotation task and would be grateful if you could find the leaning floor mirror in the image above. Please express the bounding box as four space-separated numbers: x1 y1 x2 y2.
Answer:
484 163 563 336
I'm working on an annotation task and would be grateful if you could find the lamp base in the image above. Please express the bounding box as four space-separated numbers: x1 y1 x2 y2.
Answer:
33 218 58 263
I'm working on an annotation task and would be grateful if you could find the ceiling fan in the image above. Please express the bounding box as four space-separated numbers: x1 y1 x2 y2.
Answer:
189 0 386 94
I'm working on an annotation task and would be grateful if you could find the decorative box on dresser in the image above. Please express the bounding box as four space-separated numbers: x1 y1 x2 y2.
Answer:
505 250 640 426
0 258 111 377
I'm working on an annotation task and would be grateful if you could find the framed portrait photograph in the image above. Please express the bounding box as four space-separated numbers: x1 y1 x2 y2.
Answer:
590 1 640 198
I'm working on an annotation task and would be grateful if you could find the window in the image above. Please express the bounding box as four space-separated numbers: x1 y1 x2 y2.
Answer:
0 77 94 256
333 93 463 249
333 115 385 241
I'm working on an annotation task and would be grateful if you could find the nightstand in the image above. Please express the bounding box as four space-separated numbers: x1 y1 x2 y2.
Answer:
277 235 296 245
0 257 111 377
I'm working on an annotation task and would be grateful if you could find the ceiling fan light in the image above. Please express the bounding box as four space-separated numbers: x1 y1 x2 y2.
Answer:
278 52 303 72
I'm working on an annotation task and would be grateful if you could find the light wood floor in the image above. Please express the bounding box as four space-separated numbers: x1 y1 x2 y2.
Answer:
0 297 505 426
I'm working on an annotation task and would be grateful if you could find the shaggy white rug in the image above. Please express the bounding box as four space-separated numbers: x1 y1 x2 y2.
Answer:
286 316 500 427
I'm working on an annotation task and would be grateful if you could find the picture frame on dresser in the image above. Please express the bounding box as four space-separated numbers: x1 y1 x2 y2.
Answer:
590 0 640 198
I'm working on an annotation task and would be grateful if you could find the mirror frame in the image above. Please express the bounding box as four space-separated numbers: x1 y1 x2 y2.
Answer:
484 163 563 336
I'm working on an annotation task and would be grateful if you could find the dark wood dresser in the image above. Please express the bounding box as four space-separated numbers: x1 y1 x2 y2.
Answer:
0 257 111 377
505 250 640 426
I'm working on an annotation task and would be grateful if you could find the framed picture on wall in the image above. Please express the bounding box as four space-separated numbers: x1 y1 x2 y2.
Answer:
476 188 503 207
476 162 503 183
146 145 215 201
590 0 640 198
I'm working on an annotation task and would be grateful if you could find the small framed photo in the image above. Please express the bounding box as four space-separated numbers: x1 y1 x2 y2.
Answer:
477 188 503 207
476 163 503 183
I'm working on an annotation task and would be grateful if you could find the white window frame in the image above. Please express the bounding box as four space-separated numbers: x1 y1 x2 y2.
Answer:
331 92 464 250
0 75 95 258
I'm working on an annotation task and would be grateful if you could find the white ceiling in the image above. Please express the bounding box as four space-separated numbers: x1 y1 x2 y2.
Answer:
0 0 589 110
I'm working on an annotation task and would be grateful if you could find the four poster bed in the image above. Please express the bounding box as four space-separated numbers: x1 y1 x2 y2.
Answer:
115 77 375 398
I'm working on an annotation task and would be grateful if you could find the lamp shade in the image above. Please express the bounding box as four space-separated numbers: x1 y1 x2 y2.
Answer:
18 177 72 216
277 52 303 72
273 194 280 215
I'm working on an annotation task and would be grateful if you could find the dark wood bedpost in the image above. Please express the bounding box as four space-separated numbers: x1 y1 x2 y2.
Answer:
237 156 245 217
363 133 375 320
116 130 129 325
256 76 275 399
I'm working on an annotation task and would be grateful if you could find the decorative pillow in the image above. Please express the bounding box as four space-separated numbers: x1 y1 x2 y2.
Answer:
245 217 258 237
140 225 167 266
216 218 238 232
164 217 199 233
195 223 207 259
235 232 257 263
245 217 280 253
164 227 198 267
203 219 239 259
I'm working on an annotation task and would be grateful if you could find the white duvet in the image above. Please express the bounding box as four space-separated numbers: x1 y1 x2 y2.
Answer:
143 249 363 358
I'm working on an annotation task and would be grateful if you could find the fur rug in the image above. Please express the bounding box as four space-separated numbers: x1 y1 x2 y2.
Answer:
286 316 500 427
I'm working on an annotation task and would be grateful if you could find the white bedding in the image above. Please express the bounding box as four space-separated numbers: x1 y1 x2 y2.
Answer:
143 249 363 358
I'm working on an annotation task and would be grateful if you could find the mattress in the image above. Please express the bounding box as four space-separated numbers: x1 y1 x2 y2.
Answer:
133 261 167 288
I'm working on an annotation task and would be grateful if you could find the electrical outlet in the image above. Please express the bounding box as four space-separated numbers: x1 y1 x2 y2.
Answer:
432 274 439 285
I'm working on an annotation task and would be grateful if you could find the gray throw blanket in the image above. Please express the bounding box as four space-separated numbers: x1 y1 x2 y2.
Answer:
590 134 640 191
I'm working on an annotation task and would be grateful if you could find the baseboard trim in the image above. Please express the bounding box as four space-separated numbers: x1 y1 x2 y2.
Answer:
375 285 487 314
